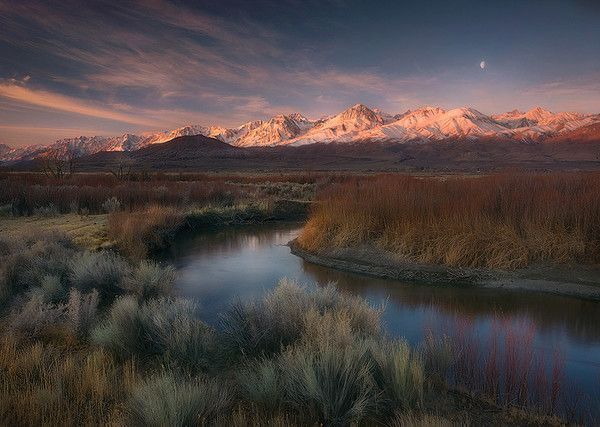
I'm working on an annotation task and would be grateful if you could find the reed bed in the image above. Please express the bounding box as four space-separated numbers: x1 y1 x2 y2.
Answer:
299 173 600 269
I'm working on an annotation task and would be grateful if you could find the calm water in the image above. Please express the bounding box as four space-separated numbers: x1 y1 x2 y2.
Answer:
166 223 600 415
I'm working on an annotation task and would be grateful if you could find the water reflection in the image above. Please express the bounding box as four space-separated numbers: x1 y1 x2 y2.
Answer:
166 223 600 402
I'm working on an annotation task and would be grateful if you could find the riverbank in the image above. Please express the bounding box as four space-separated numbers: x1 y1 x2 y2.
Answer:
290 239 600 301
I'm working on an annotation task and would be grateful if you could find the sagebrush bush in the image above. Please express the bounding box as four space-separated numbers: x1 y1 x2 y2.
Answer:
66 288 99 339
128 374 231 426
102 196 122 213
237 358 282 410
220 279 382 362
280 339 377 426
70 251 131 298
369 340 424 411
7 293 65 338
93 296 214 372
123 260 176 300
0 233 75 306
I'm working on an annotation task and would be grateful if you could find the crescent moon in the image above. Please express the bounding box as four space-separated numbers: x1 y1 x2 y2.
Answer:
480 60 486 69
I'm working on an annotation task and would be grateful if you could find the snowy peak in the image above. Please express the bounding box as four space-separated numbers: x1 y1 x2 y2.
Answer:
232 113 313 147
2 103 600 163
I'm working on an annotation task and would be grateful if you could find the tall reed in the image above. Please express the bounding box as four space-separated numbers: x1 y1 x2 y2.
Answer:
299 173 600 269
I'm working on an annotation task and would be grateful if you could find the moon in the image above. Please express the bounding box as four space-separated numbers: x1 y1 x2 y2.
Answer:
480 60 486 69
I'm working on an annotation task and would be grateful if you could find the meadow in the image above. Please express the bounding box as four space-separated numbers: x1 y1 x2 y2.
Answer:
0 231 568 426
299 172 600 270
0 171 595 425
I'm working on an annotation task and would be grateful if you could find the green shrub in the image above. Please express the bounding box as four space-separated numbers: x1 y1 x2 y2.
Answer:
220 279 382 362
7 293 65 338
279 339 377 426
128 374 231 426
0 234 75 306
93 296 213 372
237 358 282 410
70 251 131 298
66 288 99 340
122 261 176 300
369 340 424 411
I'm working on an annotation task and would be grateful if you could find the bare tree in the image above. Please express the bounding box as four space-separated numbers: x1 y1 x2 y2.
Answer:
41 146 78 180
109 157 135 181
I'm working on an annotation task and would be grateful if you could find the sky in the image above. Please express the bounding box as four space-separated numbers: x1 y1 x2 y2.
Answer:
1 0 600 147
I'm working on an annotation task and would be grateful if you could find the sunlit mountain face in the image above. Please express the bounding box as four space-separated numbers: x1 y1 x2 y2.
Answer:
0 0 599 149
3 103 600 162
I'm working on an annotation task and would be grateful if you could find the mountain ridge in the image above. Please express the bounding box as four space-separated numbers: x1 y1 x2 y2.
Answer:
2 104 599 163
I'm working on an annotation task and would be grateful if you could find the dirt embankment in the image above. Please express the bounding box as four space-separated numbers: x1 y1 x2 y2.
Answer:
289 240 600 301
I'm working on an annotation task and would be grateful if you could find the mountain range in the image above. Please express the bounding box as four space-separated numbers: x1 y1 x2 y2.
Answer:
1 104 600 163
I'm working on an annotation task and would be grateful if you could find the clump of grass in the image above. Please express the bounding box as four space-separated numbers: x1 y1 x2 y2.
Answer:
70 250 131 298
369 340 424 411
0 335 137 425
122 260 176 300
93 296 214 372
0 233 75 306
219 279 382 362
128 373 231 426
108 205 184 260
298 173 600 269
279 337 377 425
66 288 99 340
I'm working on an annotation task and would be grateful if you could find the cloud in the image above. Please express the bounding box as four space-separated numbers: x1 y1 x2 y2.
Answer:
0 82 157 126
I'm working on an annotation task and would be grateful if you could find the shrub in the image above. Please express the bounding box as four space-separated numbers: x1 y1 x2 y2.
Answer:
0 233 75 306
102 196 122 213
108 206 184 260
237 358 282 410
279 339 377 426
128 374 231 426
93 296 214 372
39 274 68 303
298 173 600 269
70 251 131 298
369 340 424 411
219 279 382 362
122 261 176 300
66 288 99 340
33 203 59 217
7 293 65 339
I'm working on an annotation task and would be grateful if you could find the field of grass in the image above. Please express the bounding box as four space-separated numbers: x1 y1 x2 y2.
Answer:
0 231 568 425
0 172 321 259
0 213 109 250
298 173 600 270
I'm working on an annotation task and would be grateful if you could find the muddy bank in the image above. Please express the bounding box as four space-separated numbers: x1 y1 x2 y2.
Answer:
289 240 600 301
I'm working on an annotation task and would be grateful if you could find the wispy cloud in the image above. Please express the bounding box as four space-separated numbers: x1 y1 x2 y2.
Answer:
0 82 157 126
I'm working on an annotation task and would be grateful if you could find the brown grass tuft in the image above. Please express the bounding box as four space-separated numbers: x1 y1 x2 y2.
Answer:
108 206 184 260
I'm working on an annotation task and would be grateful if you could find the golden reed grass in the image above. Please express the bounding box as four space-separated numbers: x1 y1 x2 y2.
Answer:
298 173 600 269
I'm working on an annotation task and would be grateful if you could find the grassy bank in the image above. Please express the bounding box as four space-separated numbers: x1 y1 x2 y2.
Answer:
0 232 568 425
299 173 600 270
0 171 318 259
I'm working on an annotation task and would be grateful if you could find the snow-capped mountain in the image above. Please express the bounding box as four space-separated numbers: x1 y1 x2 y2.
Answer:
234 114 313 147
2 104 599 163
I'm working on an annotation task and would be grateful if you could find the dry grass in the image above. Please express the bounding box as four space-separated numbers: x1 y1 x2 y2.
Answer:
0 213 109 250
0 335 138 425
108 205 184 260
298 173 600 269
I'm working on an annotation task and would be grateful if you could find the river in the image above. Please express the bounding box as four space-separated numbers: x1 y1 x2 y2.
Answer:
165 223 600 419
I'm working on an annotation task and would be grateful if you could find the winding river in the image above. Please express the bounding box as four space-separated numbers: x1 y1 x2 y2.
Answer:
165 223 600 418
